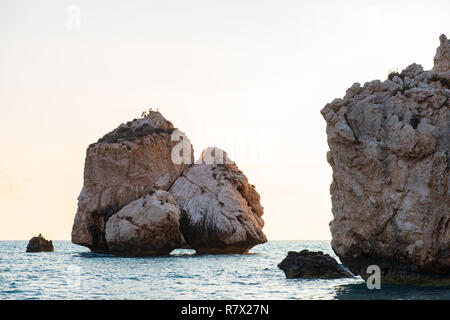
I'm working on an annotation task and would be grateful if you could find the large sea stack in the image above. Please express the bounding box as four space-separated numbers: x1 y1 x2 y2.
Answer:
71 111 193 253
321 35 450 284
71 112 266 255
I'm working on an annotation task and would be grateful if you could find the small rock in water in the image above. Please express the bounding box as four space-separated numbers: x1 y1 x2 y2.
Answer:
26 234 54 253
278 250 353 279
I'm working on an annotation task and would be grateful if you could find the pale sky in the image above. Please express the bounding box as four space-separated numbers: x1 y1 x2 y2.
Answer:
0 0 448 240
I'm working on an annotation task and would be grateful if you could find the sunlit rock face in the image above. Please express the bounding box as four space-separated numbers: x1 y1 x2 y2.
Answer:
321 35 450 284
105 190 184 256
169 147 267 254
71 111 193 253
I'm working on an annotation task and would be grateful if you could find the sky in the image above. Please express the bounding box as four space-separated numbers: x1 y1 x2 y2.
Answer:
0 0 448 240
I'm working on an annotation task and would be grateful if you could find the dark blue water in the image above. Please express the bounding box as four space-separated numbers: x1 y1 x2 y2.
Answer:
1 240 449 300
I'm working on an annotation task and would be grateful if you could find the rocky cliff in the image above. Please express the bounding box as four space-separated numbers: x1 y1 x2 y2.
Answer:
321 35 450 284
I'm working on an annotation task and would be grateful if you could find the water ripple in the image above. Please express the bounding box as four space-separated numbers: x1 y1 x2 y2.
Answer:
0 240 449 299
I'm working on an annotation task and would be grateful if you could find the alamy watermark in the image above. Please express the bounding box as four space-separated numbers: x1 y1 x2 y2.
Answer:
66 5 81 31
139 108 281 175
170 129 235 165
170 129 193 165
366 265 381 289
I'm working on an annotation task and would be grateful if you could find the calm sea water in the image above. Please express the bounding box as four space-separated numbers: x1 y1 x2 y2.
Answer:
1 240 449 300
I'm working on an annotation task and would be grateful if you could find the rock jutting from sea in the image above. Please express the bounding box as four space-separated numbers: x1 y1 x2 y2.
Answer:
278 250 353 279
71 111 192 253
321 34 450 284
170 147 267 254
26 234 54 253
71 111 267 255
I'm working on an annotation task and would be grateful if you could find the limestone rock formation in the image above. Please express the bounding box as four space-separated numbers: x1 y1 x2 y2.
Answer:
433 34 450 73
71 111 268 256
321 35 450 284
71 111 193 253
169 147 267 254
105 190 184 256
278 250 353 279
26 234 54 253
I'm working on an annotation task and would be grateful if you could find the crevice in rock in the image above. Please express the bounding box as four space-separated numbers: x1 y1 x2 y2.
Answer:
343 114 359 144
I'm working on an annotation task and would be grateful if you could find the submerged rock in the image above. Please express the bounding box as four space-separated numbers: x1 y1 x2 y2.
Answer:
278 250 353 279
71 111 193 253
169 147 267 254
26 234 54 253
321 35 450 284
105 190 184 256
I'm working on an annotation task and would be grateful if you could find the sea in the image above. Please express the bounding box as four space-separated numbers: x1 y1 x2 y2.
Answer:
1 240 449 300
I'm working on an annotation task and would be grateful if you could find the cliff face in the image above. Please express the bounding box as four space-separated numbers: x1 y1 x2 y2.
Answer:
71 111 193 253
321 35 450 284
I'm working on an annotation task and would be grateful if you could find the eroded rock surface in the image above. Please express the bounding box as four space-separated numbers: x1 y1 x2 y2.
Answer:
433 34 450 73
321 35 450 284
71 111 193 253
278 250 353 279
105 190 184 256
169 147 267 254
